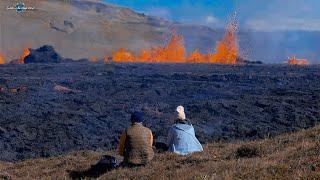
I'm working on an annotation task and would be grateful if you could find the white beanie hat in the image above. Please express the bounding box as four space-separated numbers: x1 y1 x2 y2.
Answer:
176 105 186 120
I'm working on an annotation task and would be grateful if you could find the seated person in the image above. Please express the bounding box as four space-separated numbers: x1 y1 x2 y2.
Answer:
167 106 203 155
118 112 154 166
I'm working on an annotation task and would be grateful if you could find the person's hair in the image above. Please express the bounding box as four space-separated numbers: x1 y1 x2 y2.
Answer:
175 118 192 125
131 111 144 123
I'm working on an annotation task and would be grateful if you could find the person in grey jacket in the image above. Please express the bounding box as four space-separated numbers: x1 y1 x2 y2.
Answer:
167 105 203 155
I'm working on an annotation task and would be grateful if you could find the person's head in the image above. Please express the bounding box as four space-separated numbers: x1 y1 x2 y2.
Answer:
175 105 186 121
131 111 144 124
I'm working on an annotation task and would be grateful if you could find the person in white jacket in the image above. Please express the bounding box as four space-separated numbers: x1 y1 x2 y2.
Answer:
167 105 203 155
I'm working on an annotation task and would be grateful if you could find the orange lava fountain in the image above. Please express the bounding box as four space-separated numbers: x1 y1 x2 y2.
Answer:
286 57 309 65
187 49 206 63
112 48 135 62
110 14 239 64
112 32 186 63
0 52 5 64
17 48 30 64
209 18 238 64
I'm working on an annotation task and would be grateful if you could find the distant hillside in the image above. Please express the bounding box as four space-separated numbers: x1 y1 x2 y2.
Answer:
0 0 319 63
0 0 220 61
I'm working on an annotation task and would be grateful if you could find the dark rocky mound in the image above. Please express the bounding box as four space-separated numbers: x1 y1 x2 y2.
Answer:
24 45 63 63
237 57 263 64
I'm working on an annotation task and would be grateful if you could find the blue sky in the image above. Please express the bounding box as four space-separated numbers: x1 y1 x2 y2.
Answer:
237 0 320 31
104 0 235 27
104 0 320 31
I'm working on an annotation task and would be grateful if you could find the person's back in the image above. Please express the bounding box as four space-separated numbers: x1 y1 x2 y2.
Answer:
167 106 203 155
118 112 154 166
124 123 154 165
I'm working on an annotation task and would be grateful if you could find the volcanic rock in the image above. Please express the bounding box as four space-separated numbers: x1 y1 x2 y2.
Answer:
0 63 319 161
54 84 81 93
24 45 62 64
237 57 263 64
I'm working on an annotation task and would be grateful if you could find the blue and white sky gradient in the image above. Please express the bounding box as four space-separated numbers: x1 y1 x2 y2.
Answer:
104 0 320 31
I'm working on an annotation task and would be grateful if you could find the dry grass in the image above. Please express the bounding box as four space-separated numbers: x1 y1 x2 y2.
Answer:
0 125 319 180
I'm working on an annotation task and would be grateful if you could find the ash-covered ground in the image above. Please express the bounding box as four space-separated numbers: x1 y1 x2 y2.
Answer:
0 62 319 161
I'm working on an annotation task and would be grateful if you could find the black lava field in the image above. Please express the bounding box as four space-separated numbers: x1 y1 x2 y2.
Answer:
0 62 319 161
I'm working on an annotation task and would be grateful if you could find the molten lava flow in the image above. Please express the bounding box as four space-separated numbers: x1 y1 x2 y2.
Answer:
188 17 238 64
112 48 135 62
150 46 167 63
187 49 207 63
161 32 186 63
89 56 98 63
145 32 186 63
209 16 238 64
110 13 239 64
286 57 309 65
167 34 186 63
0 52 5 64
18 48 30 64
113 32 187 63
104 56 112 63
138 49 152 62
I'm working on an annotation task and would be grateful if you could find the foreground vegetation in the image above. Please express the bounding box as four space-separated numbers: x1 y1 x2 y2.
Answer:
0 124 319 179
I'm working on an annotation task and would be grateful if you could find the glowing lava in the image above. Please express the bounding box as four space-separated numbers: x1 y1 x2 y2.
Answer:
112 48 135 62
89 56 98 63
112 32 187 63
0 52 5 64
286 57 309 65
209 18 238 64
158 32 186 63
187 49 206 63
17 48 30 64
110 15 238 64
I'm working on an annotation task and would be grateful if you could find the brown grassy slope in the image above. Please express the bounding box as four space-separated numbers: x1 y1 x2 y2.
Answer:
0 125 319 179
